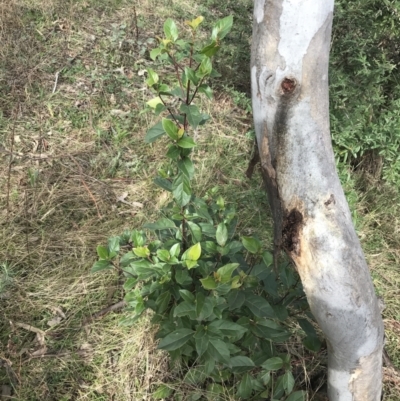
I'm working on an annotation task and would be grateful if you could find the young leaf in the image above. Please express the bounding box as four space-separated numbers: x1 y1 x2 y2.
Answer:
164 18 179 41
197 57 212 78
216 263 239 283
211 15 233 40
150 47 162 60
183 243 201 261
147 97 163 108
201 41 220 57
241 236 262 254
96 245 109 260
177 136 196 149
216 223 228 247
146 68 159 86
186 16 204 30
133 246 150 258
162 118 179 140
145 121 165 143
200 276 217 290
158 328 194 351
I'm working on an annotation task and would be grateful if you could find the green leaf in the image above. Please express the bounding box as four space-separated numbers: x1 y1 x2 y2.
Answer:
200 276 217 290
150 47 161 60
230 356 255 373
156 291 171 314
162 118 179 140
154 176 172 192
227 290 245 310
216 223 228 247
180 104 203 129
170 243 181 257
156 249 170 262
175 268 192 286
178 157 195 179
144 218 177 231
262 357 283 371
207 338 230 363
187 221 202 242
133 246 150 258
177 136 196 149
244 294 275 318
164 18 179 41
195 293 214 321
108 237 120 255
186 16 204 30
184 67 199 86
123 277 137 291
208 320 247 338
179 289 195 303
241 236 262 254
96 245 109 260
131 230 145 247
146 68 159 86
216 263 239 283
166 145 180 160
146 96 163 108
153 384 173 399
211 15 233 40
237 372 252 399
282 371 295 395
183 242 201 261
201 41 220 57
158 328 194 351
262 250 273 266
174 301 196 317
197 56 212 78
145 121 165 143
172 173 191 206
286 391 306 401
198 84 213 100
303 336 322 352
195 335 209 357
91 260 113 273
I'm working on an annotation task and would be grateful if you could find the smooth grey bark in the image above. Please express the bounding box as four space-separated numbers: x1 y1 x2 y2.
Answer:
251 1 384 400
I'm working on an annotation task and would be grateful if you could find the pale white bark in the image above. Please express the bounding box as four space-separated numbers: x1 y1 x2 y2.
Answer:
251 1 384 400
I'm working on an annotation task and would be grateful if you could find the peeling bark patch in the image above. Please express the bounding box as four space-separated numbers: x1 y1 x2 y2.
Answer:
281 78 296 94
282 209 303 254
324 194 335 206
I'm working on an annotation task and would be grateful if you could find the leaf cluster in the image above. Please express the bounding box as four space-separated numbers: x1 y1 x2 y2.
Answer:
92 15 318 401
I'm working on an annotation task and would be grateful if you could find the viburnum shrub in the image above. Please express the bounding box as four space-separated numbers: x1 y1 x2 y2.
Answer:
93 16 318 401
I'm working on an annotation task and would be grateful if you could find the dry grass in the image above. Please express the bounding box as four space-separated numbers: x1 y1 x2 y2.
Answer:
0 0 399 400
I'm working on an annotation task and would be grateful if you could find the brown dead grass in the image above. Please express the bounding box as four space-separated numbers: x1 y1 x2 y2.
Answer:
1 0 400 400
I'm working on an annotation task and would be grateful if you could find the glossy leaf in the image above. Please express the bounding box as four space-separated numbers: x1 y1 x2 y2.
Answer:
216 263 239 283
91 260 113 272
211 15 233 40
177 136 196 148
162 118 179 140
200 276 217 290
164 18 178 41
158 328 194 351
96 245 109 260
216 223 228 247
241 236 262 254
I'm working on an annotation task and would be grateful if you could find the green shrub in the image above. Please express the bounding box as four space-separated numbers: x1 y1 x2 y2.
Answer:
92 16 315 401
330 0 400 184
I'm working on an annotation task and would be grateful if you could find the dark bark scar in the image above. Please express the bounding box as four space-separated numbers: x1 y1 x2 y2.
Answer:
282 209 303 255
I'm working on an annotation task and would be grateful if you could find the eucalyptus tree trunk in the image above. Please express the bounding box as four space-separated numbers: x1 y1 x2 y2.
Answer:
251 1 384 400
